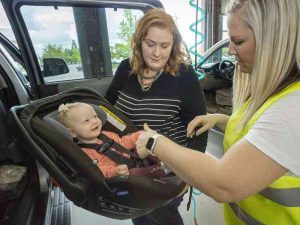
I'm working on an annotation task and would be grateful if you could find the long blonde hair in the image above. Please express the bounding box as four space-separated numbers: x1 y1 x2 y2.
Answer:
228 0 300 128
130 8 189 76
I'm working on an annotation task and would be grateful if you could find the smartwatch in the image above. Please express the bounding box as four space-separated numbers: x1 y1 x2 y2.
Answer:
146 133 163 155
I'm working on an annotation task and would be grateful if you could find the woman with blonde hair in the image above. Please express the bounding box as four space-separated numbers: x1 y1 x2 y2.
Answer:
105 8 207 225
136 0 300 224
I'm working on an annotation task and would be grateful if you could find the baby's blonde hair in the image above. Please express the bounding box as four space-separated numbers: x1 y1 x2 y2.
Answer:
57 102 82 126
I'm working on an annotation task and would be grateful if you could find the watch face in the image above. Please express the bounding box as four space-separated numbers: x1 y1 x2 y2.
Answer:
146 137 155 150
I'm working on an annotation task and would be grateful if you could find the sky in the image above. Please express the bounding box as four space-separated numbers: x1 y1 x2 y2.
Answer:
0 0 208 54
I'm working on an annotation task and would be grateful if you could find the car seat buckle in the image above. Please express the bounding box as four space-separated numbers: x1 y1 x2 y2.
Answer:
99 139 114 153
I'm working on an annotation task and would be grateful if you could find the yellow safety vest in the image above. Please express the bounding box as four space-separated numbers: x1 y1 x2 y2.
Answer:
223 81 300 225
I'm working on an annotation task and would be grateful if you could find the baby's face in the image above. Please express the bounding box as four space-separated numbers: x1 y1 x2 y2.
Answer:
67 104 102 143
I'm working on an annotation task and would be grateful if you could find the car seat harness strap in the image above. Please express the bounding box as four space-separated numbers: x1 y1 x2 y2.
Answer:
77 134 147 169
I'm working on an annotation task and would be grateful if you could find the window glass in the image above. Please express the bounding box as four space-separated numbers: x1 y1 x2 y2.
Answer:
0 43 29 86
0 5 18 47
202 44 235 66
20 5 143 83
222 15 228 39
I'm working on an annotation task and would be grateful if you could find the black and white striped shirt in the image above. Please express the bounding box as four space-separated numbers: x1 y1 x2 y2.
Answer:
115 91 187 144
105 59 207 152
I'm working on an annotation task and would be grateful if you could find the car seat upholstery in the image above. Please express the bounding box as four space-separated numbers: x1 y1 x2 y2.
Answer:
10 87 187 220
0 96 27 203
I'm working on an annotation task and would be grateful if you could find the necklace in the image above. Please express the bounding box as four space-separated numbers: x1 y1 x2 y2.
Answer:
140 72 159 80
138 71 162 92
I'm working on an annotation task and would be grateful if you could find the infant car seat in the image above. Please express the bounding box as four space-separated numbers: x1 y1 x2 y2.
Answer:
44 103 171 179
10 87 187 220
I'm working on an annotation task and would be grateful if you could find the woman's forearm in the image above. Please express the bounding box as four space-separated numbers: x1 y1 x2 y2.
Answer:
151 134 286 203
152 136 240 203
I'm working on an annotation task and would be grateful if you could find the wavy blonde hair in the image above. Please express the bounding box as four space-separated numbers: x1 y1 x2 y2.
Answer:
227 0 300 128
130 8 189 76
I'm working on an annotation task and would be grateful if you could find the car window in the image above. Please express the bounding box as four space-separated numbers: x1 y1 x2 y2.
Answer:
19 5 143 83
0 42 30 86
201 44 235 67
0 5 18 47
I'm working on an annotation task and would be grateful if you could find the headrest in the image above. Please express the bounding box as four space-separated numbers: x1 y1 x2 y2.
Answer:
92 104 107 125
43 104 107 140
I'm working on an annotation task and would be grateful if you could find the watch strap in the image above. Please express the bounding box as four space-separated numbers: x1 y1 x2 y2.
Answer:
148 133 163 155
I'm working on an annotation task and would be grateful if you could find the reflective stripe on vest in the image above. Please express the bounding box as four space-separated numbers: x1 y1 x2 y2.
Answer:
228 203 264 225
259 186 300 207
223 82 300 225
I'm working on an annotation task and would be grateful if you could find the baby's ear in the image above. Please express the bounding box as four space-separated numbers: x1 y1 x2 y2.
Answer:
68 128 77 138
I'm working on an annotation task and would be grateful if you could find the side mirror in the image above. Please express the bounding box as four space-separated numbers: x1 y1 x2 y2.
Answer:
43 58 69 77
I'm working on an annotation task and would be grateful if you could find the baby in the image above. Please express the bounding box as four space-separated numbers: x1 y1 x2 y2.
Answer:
57 102 140 178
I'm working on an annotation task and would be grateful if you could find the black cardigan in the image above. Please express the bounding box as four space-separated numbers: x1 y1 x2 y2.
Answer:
105 59 208 152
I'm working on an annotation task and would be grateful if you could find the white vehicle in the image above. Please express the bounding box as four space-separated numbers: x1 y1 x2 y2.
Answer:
198 39 235 116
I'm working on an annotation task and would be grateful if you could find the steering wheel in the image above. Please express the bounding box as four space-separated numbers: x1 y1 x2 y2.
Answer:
219 60 235 81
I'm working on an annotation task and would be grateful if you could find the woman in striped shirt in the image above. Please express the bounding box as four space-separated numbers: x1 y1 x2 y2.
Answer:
105 8 207 225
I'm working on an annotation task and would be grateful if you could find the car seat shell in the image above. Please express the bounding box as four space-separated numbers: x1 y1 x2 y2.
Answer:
10 87 187 219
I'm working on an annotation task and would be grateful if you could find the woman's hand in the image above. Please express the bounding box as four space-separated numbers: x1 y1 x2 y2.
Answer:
116 164 129 176
136 123 157 159
187 114 226 138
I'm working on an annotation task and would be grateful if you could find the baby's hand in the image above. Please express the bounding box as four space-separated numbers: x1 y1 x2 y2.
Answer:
116 164 129 176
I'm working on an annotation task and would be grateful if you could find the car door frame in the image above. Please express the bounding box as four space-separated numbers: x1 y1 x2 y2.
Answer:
1 0 164 99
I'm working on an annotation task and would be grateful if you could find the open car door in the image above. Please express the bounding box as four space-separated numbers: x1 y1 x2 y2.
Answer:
1 0 163 99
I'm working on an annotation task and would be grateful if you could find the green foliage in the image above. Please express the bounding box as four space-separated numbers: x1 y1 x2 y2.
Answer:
117 10 137 43
42 40 81 64
64 48 81 64
110 43 130 59
42 44 64 58
110 9 137 61
42 9 138 67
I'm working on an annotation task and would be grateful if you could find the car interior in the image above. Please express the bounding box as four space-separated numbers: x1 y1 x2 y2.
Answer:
0 70 42 225
199 44 235 116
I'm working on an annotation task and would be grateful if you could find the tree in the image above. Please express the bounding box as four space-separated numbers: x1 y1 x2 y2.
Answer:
71 40 78 49
110 10 138 61
65 40 81 63
42 44 65 58
42 40 81 64
117 10 137 44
